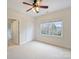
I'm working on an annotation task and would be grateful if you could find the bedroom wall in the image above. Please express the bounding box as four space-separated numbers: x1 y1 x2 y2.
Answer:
34 7 71 49
7 8 34 44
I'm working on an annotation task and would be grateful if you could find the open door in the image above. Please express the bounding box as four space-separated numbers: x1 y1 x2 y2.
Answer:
8 19 20 46
12 20 19 45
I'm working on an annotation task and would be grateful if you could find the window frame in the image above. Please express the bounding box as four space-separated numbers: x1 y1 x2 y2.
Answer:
40 20 63 37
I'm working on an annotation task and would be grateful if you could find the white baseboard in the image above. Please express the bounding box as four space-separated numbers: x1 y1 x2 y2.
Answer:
20 41 27 45
20 40 33 45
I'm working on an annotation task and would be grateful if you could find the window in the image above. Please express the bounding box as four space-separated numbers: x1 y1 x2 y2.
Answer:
40 20 63 37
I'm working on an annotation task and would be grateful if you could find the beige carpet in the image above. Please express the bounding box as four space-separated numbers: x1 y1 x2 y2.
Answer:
7 41 71 59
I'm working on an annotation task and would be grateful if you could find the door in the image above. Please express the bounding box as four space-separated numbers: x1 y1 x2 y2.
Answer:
12 20 19 45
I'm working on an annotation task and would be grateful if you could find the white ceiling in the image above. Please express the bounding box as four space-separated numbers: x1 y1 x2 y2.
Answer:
8 0 71 17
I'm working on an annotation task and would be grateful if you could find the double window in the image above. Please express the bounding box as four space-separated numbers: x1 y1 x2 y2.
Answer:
40 20 63 37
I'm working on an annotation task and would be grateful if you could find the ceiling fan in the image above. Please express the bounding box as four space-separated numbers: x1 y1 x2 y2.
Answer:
22 0 48 13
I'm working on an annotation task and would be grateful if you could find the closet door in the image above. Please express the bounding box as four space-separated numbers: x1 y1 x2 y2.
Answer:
12 20 19 45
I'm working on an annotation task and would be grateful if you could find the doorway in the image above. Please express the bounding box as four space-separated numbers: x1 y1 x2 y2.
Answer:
8 19 19 47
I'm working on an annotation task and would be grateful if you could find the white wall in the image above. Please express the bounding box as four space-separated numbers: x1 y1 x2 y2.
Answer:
8 8 34 44
34 8 71 49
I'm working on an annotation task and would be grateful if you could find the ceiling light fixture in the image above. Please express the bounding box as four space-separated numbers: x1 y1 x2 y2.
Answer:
22 0 48 13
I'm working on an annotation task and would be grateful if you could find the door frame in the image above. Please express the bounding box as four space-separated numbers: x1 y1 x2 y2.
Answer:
8 18 20 45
